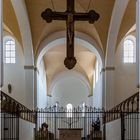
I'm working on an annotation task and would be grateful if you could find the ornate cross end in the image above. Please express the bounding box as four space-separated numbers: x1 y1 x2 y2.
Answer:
64 57 77 70
88 10 100 24
41 8 54 23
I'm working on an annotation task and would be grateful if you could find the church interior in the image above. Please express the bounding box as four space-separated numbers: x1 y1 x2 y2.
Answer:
0 0 140 140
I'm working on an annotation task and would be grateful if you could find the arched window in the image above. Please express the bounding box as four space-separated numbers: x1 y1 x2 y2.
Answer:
55 101 59 112
93 70 95 88
66 103 73 118
4 37 16 64
123 37 136 63
82 102 86 117
95 60 99 83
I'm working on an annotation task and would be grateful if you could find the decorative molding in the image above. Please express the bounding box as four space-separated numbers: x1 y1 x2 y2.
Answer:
88 94 93 97
101 66 115 73
105 66 115 71
24 65 38 72
47 94 52 97
24 65 34 69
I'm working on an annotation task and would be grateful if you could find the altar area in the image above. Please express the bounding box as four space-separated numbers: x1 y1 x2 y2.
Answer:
58 128 83 140
35 106 103 140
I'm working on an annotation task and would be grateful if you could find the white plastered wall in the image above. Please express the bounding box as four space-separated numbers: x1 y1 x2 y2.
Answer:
19 119 35 140
1 33 26 106
47 71 90 107
11 0 34 110
114 36 138 105
105 0 129 109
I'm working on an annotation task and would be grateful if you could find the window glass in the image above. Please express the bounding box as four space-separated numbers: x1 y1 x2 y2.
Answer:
123 39 135 63
66 103 73 118
4 38 16 64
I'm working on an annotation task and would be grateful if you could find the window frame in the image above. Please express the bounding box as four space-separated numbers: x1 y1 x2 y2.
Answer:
123 35 136 64
4 36 16 64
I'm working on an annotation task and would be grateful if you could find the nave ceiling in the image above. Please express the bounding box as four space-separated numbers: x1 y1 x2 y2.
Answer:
3 0 136 93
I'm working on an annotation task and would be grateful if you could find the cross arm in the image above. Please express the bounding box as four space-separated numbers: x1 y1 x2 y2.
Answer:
74 10 100 24
41 8 67 23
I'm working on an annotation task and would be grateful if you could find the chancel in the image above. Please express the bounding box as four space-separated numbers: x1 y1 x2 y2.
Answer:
0 0 140 140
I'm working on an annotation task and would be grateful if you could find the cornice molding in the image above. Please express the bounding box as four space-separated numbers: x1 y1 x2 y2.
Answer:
24 65 38 72
101 66 115 72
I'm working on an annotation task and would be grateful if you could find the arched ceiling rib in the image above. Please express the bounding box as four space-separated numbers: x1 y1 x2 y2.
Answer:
3 0 22 47
3 0 136 92
116 0 136 49
25 0 115 54
4 0 136 58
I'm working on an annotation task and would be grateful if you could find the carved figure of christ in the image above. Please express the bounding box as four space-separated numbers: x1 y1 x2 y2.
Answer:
41 0 99 69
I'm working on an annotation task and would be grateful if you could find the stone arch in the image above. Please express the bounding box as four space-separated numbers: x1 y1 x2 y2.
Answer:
11 0 34 65
49 70 91 96
35 31 104 107
106 0 129 66
36 31 104 68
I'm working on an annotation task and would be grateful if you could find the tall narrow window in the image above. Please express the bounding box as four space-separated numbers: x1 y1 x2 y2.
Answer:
93 70 95 88
95 60 99 83
5 38 16 64
82 102 86 117
123 39 135 63
66 103 73 118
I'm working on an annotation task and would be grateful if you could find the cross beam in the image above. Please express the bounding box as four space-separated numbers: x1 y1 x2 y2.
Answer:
41 0 100 69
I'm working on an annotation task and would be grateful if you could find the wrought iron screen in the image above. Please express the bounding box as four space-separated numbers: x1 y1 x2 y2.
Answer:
1 91 139 140
123 112 139 140
1 112 19 140
35 107 104 140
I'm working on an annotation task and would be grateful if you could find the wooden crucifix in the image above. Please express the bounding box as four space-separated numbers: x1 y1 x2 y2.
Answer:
41 0 100 69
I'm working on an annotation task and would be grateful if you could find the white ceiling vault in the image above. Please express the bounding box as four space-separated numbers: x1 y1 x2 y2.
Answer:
3 0 136 94
36 32 104 94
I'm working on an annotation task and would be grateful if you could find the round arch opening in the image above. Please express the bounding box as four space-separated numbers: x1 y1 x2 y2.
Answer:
36 31 104 108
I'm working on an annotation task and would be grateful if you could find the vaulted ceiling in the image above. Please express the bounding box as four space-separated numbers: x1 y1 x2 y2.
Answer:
25 0 115 54
3 0 22 47
44 44 96 91
3 0 136 55
3 0 136 92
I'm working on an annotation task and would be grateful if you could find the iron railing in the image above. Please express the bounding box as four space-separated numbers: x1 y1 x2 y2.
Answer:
0 91 139 140
105 92 139 123
0 90 35 123
35 107 104 140
104 92 139 140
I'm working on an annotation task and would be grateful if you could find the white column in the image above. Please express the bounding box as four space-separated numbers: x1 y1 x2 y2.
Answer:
100 70 105 109
0 1 2 139
136 0 140 89
34 67 38 109
136 0 140 140
0 0 3 87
